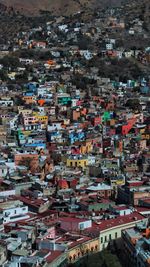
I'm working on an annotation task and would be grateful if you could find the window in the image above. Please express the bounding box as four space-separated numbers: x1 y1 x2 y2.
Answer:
105 236 107 242
109 234 112 240
75 162 77 167
101 237 103 243
115 232 118 239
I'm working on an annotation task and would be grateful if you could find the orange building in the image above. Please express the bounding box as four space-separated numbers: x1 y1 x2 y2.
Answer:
38 99 46 106
23 96 36 105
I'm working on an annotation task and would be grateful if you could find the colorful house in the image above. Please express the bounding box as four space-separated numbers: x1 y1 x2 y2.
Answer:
66 155 88 169
23 95 36 105
122 117 137 135
67 237 99 263
58 179 69 190
34 115 48 126
57 94 72 105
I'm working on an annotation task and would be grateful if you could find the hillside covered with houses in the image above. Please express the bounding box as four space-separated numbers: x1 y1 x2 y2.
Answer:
0 1 150 267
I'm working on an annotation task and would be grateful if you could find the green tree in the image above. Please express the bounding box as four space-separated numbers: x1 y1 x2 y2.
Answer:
0 55 20 70
0 69 7 81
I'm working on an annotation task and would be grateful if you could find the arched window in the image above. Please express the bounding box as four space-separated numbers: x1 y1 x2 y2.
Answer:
95 245 98 250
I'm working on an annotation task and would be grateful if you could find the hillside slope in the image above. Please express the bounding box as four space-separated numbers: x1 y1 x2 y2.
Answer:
0 0 125 15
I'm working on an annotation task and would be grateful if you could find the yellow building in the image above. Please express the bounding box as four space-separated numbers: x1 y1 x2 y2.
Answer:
35 115 48 125
110 177 125 187
80 141 93 154
67 238 99 263
67 156 88 169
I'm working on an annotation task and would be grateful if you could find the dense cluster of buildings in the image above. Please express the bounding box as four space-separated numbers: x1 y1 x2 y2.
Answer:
0 3 150 267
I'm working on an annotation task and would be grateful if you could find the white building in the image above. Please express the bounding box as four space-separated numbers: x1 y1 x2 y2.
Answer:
47 122 63 131
0 99 13 107
0 200 29 224
106 43 113 50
